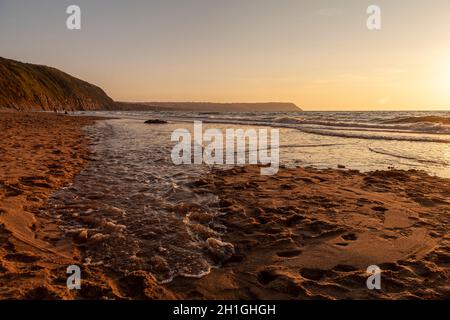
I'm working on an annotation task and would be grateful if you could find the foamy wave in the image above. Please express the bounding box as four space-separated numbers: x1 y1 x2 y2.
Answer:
291 127 450 143
170 117 450 143
168 113 450 136
383 116 450 125
271 118 450 135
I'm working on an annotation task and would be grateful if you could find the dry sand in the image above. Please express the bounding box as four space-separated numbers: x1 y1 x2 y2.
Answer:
0 112 448 300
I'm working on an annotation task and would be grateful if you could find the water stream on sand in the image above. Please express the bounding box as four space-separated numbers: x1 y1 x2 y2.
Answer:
47 119 234 282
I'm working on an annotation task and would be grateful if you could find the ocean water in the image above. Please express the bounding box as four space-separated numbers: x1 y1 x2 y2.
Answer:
46 110 450 282
85 110 450 177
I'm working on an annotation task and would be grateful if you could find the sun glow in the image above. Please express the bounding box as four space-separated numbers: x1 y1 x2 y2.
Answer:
428 57 450 109
440 59 450 87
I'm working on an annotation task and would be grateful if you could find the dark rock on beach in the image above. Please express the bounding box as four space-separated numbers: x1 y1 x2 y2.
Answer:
144 119 168 124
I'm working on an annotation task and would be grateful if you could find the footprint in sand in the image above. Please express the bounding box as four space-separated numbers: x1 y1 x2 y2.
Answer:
334 232 358 247
257 270 306 298
430 251 449 267
378 262 403 272
371 206 388 212
341 233 358 241
19 176 52 189
335 242 349 247
332 264 358 272
4 252 40 263
276 249 302 258
299 268 332 281
284 214 305 227
356 198 372 206
257 270 279 285
4 184 23 197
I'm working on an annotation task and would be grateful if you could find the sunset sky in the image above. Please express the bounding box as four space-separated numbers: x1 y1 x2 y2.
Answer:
1 0 450 110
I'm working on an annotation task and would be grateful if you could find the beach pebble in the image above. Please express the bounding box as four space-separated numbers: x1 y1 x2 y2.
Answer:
206 238 235 262
150 255 170 273
189 223 218 240
74 229 89 243
188 211 212 223
90 233 107 243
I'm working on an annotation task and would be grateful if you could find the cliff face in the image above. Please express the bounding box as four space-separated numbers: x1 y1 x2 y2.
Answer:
0 57 115 111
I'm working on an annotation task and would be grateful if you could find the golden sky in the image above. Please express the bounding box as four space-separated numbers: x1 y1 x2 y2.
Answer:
1 0 450 110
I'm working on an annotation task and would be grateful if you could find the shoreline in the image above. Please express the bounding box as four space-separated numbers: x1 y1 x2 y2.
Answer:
0 112 448 299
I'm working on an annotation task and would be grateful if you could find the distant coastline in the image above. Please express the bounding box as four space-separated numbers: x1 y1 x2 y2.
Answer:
0 57 301 113
114 101 302 112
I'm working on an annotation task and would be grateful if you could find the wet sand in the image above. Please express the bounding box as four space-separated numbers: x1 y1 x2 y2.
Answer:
0 112 449 299
0 111 97 298
168 166 449 299
0 112 173 299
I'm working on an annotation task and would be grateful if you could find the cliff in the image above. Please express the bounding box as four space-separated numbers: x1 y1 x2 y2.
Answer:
0 57 115 111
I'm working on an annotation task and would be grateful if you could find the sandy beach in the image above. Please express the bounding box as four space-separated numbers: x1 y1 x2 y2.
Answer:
0 112 174 299
0 111 94 298
169 166 449 299
0 112 448 300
